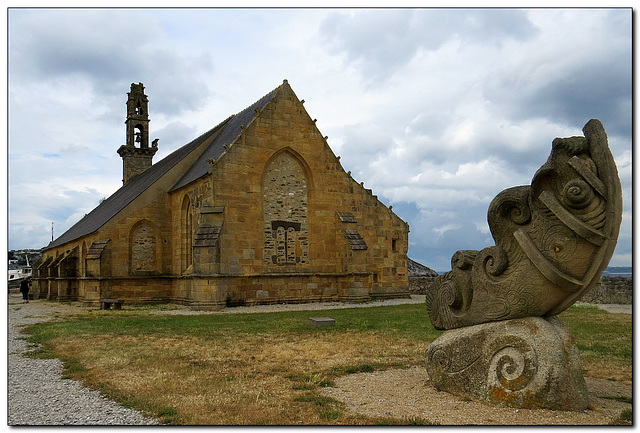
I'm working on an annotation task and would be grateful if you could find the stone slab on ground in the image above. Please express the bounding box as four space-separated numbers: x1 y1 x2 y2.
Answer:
307 317 336 327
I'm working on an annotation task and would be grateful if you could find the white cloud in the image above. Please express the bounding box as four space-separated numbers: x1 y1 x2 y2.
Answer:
7 8 632 273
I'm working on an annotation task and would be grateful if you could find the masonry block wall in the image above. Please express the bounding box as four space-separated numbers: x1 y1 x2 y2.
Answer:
32 81 409 308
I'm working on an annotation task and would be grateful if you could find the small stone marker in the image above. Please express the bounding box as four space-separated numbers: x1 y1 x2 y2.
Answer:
307 317 335 327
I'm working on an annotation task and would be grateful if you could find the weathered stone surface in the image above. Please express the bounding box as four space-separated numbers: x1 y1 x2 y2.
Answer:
426 119 623 330
307 317 336 327
33 81 411 308
425 316 589 411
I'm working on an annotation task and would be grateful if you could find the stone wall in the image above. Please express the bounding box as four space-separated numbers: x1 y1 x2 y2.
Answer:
408 276 439 296
580 276 632 304
409 276 632 304
34 81 410 308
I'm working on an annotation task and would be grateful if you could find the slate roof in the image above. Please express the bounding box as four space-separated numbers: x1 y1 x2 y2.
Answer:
47 83 282 250
171 86 279 191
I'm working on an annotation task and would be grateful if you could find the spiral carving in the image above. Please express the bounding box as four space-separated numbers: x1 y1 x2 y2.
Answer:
509 202 531 225
439 278 462 310
426 272 473 330
489 186 532 227
427 347 451 372
563 179 594 209
488 336 537 392
479 246 509 277
569 191 606 230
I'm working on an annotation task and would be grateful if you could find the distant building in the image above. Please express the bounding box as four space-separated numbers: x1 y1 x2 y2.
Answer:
32 81 410 308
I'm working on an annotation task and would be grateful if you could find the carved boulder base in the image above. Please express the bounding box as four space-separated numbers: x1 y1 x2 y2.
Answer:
425 316 589 411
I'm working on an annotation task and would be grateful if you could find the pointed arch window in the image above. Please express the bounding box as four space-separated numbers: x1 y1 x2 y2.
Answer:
262 150 309 267
130 220 157 273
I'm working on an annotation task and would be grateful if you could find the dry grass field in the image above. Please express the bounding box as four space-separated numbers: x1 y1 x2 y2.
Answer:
22 303 632 425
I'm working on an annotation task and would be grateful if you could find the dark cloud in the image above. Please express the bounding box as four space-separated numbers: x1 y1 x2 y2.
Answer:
390 199 494 271
153 121 199 156
486 57 631 140
321 9 536 83
9 8 212 118
481 10 631 139
10 10 156 78
520 72 630 138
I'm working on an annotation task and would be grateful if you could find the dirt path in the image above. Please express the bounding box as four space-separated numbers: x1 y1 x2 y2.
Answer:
321 366 631 425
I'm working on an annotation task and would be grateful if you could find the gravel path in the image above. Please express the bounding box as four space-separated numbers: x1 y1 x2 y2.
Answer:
6 293 630 425
7 295 158 425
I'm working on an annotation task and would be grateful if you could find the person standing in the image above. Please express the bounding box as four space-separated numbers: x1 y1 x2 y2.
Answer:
19 278 31 303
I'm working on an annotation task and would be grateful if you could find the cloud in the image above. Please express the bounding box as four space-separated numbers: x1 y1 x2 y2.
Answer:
152 121 200 159
321 9 536 84
9 9 212 118
7 8 632 272
481 9 632 137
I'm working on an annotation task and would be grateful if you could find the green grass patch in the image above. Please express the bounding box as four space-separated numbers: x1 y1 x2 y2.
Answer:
157 407 179 424
17 302 632 425
23 303 442 343
600 395 632 404
304 372 334 388
294 392 344 420
619 409 633 422
344 363 374 374
559 305 632 375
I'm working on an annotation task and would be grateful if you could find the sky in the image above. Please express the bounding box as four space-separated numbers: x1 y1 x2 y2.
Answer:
6 7 633 272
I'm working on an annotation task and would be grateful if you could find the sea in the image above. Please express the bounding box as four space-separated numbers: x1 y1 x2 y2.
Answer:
601 267 632 277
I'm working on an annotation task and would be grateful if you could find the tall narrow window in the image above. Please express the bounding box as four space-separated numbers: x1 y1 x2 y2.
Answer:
182 196 192 271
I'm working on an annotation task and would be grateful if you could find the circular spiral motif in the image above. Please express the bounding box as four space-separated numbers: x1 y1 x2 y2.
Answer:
439 279 462 311
495 347 525 381
541 224 578 262
480 246 508 277
489 187 531 228
563 179 594 209
509 202 531 225
488 342 536 391
428 347 451 372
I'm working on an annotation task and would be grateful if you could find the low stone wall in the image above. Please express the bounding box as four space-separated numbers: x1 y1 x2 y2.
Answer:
409 275 632 305
580 276 632 304
408 276 439 296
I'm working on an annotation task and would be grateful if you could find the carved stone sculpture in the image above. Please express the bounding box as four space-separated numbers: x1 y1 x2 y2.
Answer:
424 120 623 411
426 119 622 330
425 316 589 411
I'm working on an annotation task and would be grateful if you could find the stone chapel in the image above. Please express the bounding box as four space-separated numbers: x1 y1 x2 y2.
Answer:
32 80 410 309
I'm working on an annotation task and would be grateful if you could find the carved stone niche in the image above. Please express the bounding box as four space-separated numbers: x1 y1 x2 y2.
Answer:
424 119 623 412
426 119 623 330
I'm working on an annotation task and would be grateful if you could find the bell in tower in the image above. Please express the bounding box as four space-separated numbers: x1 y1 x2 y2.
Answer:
117 82 158 183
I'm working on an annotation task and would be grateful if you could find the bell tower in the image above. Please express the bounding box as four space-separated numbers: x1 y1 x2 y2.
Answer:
117 82 158 184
